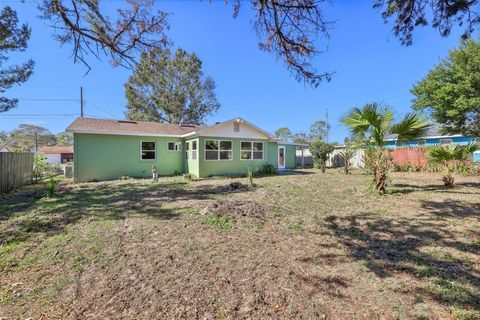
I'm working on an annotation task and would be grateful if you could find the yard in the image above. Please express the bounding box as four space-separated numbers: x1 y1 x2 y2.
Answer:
0 170 479 319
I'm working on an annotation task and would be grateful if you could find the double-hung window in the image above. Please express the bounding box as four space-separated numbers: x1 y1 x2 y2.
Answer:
205 140 232 160
141 141 156 160
185 142 190 159
192 141 198 160
241 141 264 160
168 142 181 151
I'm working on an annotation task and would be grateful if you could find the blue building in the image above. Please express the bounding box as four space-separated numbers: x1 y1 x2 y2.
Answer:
384 125 479 162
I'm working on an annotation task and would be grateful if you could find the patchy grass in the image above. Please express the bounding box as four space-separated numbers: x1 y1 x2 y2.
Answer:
0 170 479 319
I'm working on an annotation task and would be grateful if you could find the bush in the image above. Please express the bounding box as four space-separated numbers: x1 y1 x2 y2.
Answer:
183 173 195 180
45 176 59 197
33 153 52 183
263 163 276 175
310 140 334 173
246 166 256 186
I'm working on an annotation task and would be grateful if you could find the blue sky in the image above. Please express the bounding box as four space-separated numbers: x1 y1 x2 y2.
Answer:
0 0 464 143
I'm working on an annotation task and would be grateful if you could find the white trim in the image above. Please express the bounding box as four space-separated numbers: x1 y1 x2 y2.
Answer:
278 145 286 169
140 141 156 161
384 134 463 142
185 118 273 139
167 141 181 152
240 141 264 161
204 139 233 161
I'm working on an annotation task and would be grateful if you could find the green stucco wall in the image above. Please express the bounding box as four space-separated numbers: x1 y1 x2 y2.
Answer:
74 133 184 182
197 137 280 177
73 133 298 181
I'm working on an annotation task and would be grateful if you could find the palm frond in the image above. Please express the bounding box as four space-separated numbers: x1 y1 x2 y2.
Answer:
429 142 479 163
390 112 430 141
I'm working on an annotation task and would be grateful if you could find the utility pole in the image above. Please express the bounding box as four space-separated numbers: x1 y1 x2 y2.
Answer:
325 107 329 143
80 86 84 117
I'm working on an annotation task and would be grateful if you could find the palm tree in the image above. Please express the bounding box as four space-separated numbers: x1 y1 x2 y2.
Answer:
429 143 479 187
338 148 356 174
341 103 430 194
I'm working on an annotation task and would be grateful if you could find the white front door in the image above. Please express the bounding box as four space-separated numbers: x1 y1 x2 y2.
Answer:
278 146 286 169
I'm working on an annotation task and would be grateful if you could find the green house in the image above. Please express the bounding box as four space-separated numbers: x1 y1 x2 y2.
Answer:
66 117 299 182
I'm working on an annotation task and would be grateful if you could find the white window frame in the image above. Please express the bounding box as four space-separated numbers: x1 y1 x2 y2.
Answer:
204 139 233 161
192 140 198 160
439 138 453 145
140 141 156 161
185 141 190 159
240 141 264 160
167 141 181 152
417 139 426 147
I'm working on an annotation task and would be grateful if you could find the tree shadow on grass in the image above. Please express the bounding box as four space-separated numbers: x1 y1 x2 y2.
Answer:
0 180 251 246
323 212 480 313
389 182 480 195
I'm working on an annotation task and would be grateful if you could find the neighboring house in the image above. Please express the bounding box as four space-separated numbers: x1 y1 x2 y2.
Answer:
384 125 479 163
0 145 10 152
39 146 74 164
66 117 299 182
384 125 477 149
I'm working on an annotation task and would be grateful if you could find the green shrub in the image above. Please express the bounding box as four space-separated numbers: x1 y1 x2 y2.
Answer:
263 163 276 175
33 153 52 183
246 166 256 186
45 177 59 197
183 173 195 180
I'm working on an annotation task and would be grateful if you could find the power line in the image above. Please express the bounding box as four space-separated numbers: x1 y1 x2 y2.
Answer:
86 101 119 118
18 98 79 102
0 113 78 117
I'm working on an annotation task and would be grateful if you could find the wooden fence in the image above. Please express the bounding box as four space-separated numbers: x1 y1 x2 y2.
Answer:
387 148 428 166
0 152 33 193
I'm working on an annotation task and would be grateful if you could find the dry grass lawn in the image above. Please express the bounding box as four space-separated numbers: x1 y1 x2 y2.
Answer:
0 170 479 319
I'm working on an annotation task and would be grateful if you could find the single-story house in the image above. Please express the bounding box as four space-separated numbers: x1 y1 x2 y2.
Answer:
0 145 10 152
384 125 477 148
38 146 74 164
66 117 299 182
384 125 479 162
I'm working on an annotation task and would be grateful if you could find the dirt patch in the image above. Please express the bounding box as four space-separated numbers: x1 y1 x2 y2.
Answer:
200 199 268 221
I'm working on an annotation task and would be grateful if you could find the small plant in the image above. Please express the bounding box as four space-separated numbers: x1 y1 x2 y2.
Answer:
45 176 59 197
428 142 479 187
33 153 52 183
246 166 256 186
263 163 276 175
118 175 132 180
183 173 194 180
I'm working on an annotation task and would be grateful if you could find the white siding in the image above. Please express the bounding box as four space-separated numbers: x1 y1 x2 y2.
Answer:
45 153 62 164
200 122 269 139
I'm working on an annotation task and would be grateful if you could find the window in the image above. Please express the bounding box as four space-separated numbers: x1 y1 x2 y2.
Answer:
439 138 452 145
192 141 197 160
205 140 232 160
241 141 264 160
417 139 426 147
141 141 156 160
233 122 240 132
185 142 189 159
168 142 181 151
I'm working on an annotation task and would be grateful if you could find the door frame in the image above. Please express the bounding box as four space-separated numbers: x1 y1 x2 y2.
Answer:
278 145 286 169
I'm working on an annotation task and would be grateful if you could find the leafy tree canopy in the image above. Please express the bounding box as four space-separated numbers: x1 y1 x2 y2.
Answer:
411 38 480 137
125 47 220 125
56 131 73 146
4 124 56 152
274 127 293 142
0 6 34 112
309 120 329 141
